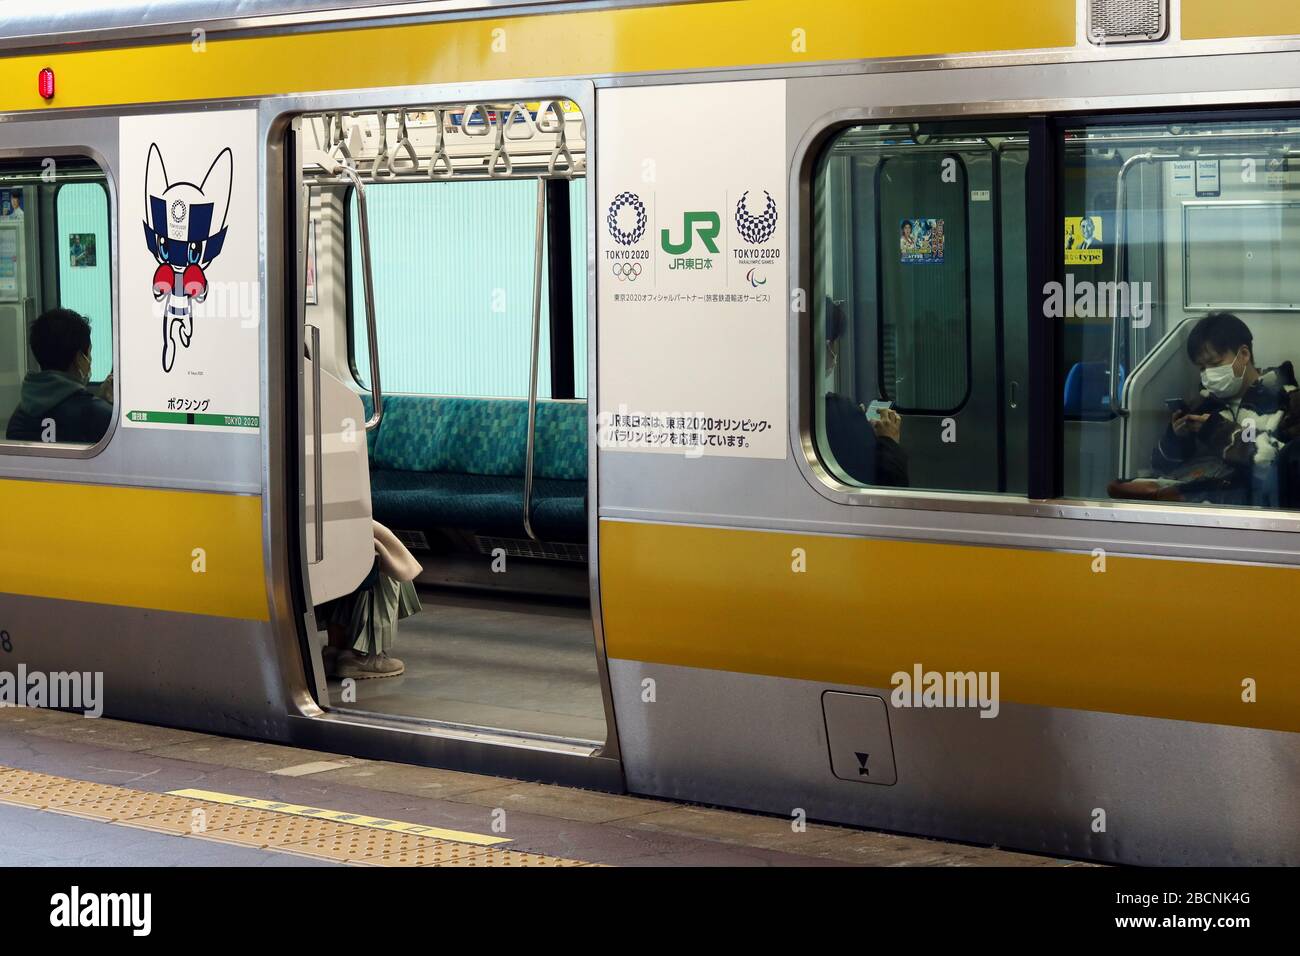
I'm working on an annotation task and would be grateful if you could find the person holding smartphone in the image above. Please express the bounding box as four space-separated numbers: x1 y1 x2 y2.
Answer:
821 301 909 488
1111 312 1300 504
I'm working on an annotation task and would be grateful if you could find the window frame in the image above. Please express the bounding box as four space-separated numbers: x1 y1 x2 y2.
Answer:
870 149 974 416
52 178 114 386
796 103 1300 534
0 146 118 459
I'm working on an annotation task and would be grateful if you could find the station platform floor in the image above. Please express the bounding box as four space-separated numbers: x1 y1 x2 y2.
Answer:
0 707 1087 867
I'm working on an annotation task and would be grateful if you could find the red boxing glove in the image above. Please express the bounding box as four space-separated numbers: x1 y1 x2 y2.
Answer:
182 264 207 299
152 264 172 300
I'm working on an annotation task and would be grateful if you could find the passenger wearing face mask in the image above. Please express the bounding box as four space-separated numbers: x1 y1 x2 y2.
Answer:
6 308 113 445
1112 312 1300 504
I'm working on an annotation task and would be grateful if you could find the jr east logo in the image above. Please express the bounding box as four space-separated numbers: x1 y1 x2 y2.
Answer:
733 188 781 286
605 190 650 280
661 211 720 271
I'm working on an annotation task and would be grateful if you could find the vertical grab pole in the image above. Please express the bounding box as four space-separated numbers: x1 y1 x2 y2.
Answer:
309 324 324 563
337 164 383 430
523 176 546 542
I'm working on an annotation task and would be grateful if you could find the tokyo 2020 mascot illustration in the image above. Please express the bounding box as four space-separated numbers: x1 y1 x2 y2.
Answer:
142 144 233 373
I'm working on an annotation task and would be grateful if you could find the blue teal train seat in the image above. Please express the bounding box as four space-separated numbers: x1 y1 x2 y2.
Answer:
360 394 587 543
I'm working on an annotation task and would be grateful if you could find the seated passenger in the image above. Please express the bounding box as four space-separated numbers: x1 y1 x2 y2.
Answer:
822 305 909 488
317 521 423 680
1108 312 1300 505
6 308 113 445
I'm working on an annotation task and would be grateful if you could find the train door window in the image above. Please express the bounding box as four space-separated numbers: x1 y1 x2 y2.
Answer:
0 158 114 449
811 121 1029 495
1058 116 1300 513
298 102 604 744
348 177 587 398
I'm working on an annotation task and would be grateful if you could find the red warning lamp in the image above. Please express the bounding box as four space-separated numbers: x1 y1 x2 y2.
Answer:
38 67 55 101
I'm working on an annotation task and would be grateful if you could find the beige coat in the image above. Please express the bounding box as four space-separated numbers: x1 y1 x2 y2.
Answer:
372 521 422 583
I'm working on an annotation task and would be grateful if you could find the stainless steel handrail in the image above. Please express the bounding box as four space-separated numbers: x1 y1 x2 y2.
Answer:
335 163 384 431
1106 144 1300 414
308 324 324 563
1107 151 1178 415
522 176 545 542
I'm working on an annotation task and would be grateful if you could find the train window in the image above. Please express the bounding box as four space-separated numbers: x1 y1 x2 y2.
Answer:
0 158 114 449
348 177 587 399
1059 117 1300 513
812 121 1029 495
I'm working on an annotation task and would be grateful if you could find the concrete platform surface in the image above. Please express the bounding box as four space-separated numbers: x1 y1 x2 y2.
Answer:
0 707 1085 868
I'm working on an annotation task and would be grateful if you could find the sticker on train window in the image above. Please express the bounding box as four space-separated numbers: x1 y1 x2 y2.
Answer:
899 217 944 264
118 109 261 432
1064 215 1103 265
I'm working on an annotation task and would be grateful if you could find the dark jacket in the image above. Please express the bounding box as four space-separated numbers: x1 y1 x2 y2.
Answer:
1152 362 1300 496
5 370 112 444
823 392 909 488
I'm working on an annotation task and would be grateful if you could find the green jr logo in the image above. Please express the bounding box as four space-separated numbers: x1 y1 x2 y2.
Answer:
661 211 721 254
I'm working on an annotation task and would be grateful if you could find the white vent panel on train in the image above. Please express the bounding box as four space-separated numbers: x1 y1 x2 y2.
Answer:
1087 0 1168 44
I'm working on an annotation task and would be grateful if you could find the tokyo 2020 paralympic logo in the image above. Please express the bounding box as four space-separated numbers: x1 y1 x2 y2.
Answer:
735 189 778 245
606 191 647 246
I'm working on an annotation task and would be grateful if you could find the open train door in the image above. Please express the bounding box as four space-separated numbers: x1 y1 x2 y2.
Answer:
277 98 621 789
294 120 380 690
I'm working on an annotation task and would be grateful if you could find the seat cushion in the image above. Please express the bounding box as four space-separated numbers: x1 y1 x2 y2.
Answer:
368 394 586 480
427 397 528 477
371 395 442 471
370 469 586 541
534 401 587 481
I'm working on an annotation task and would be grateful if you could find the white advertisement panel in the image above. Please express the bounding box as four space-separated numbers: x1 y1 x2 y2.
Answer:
597 80 788 460
119 109 260 432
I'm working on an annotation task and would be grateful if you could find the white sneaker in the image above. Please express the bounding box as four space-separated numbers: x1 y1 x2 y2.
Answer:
334 650 405 680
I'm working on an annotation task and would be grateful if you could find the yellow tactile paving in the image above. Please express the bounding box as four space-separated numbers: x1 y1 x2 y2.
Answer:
0 768 68 795
55 790 208 823
431 848 592 868
361 840 497 867
275 825 440 864
196 813 362 849
0 764 593 867
19 779 127 812
124 804 304 838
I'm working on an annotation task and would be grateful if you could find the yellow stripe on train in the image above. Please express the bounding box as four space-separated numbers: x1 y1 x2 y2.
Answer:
0 0 1076 112
599 519 1300 733
0 478 268 621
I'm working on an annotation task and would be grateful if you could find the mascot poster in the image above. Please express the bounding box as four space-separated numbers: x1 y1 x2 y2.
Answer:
119 109 260 432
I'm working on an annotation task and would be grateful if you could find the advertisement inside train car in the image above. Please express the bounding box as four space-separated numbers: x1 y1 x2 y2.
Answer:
597 79 788 460
118 109 260 432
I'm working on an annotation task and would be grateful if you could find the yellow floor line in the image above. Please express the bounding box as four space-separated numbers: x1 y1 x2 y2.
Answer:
0 766 593 867
167 788 508 845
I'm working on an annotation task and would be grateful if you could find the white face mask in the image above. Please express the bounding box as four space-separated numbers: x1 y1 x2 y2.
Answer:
1201 352 1245 399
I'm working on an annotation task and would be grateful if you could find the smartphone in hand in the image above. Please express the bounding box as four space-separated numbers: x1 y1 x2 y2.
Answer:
865 400 894 422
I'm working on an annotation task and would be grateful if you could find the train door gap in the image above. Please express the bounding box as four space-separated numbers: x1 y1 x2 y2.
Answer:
290 100 608 748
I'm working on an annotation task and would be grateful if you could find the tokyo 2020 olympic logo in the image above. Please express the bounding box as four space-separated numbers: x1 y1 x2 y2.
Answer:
606 191 647 246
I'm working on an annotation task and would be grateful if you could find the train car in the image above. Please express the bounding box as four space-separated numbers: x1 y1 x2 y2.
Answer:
0 0 1297 866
